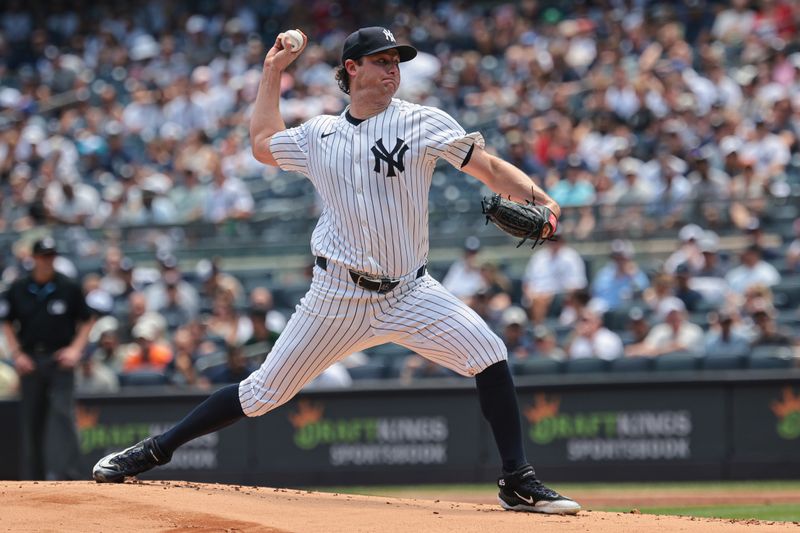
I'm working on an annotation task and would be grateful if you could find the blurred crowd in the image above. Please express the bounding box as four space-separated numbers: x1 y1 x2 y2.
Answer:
435 225 799 377
2 0 800 394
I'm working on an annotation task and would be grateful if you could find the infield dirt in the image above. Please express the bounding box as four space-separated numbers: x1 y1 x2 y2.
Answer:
1 480 798 532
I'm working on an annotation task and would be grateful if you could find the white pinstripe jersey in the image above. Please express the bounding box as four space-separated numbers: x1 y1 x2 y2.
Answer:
270 98 484 278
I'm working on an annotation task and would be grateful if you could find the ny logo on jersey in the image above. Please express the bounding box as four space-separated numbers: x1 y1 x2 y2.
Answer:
371 137 409 177
382 29 396 43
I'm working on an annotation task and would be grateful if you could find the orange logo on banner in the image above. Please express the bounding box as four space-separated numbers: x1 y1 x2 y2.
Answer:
524 393 560 424
771 387 800 418
288 400 325 429
770 387 800 440
75 404 100 429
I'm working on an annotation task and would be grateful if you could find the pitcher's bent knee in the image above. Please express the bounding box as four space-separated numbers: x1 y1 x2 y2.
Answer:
238 374 295 417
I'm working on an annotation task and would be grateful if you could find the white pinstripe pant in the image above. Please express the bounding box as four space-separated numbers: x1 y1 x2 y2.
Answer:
239 260 507 417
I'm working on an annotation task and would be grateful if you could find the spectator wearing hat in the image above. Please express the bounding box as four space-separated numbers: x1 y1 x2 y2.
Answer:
531 325 566 361
725 245 781 295
442 236 486 301
626 296 704 357
158 275 193 334
121 316 173 374
719 136 744 176
205 346 255 384
548 157 596 208
547 155 596 240
243 287 286 361
605 157 654 231
744 218 780 261
696 230 728 279
51 176 100 226
0 237 93 479
85 316 126 374
523 237 588 324
664 223 706 274
90 181 128 229
704 307 750 358
621 306 651 346
711 0 754 46
124 173 178 226
648 157 692 229
466 288 502 332
673 263 705 312
591 239 650 311
196 258 245 311
687 145 730 226
499 306 534 361
118 291 150 344
170 168 210 223
565 308 624 361
203 155 254 224
749 299 796 349
145 253 199 320
75 327 121 395
99 247 140 304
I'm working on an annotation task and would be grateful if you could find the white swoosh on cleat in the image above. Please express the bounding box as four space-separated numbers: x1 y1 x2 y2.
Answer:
94 452 121 472
514 491 535 504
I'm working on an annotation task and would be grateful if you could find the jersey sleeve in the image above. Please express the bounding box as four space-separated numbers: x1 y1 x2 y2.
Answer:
425 108 486 168
269 122 311 177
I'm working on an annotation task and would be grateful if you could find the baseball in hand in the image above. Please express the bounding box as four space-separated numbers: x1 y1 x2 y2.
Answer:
282 29 304 52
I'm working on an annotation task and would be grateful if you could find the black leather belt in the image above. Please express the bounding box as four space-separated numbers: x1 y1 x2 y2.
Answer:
315 256 425 294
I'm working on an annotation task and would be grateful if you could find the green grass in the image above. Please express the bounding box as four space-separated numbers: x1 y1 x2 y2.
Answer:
312 481 800 522
602 504 800 522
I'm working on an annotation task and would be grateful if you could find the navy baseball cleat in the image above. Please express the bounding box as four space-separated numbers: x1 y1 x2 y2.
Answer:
498 465 581 514
93 437 171 483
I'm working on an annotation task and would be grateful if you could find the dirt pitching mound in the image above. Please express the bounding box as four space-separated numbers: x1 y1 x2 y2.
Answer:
0 481 795 533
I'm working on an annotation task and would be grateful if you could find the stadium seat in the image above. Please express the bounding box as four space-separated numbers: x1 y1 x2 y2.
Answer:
118 371 169 387
513 358 564 376
751 345 795 359
365 343 412 359
195 352 227 373
772 279 800 309
747 354 794 370
701 355 746 370
348 362 388 380
564 358 609 374
747 346 796 370
653 352 700 371
609 357 652 373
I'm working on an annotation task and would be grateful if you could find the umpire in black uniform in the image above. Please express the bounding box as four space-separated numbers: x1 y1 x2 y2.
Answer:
0 237 93 479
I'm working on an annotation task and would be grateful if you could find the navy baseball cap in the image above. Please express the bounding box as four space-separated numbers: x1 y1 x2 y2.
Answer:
341 27 417 65
32 237 58 256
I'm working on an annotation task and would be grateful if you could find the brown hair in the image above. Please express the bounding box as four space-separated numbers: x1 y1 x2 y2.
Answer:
334 58 363 94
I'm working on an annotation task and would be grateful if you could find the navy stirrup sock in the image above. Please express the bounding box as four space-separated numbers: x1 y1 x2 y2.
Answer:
155 383 246 457
475 360 528 473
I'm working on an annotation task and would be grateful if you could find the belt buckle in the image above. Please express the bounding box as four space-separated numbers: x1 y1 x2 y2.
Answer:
377 279 396 294
353 271 399 293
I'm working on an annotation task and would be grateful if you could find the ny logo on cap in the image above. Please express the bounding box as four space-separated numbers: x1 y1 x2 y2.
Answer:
372 137 409 177
382 28 396 43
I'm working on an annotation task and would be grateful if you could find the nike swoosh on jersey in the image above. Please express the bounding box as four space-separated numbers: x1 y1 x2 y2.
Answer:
321 131 335 138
